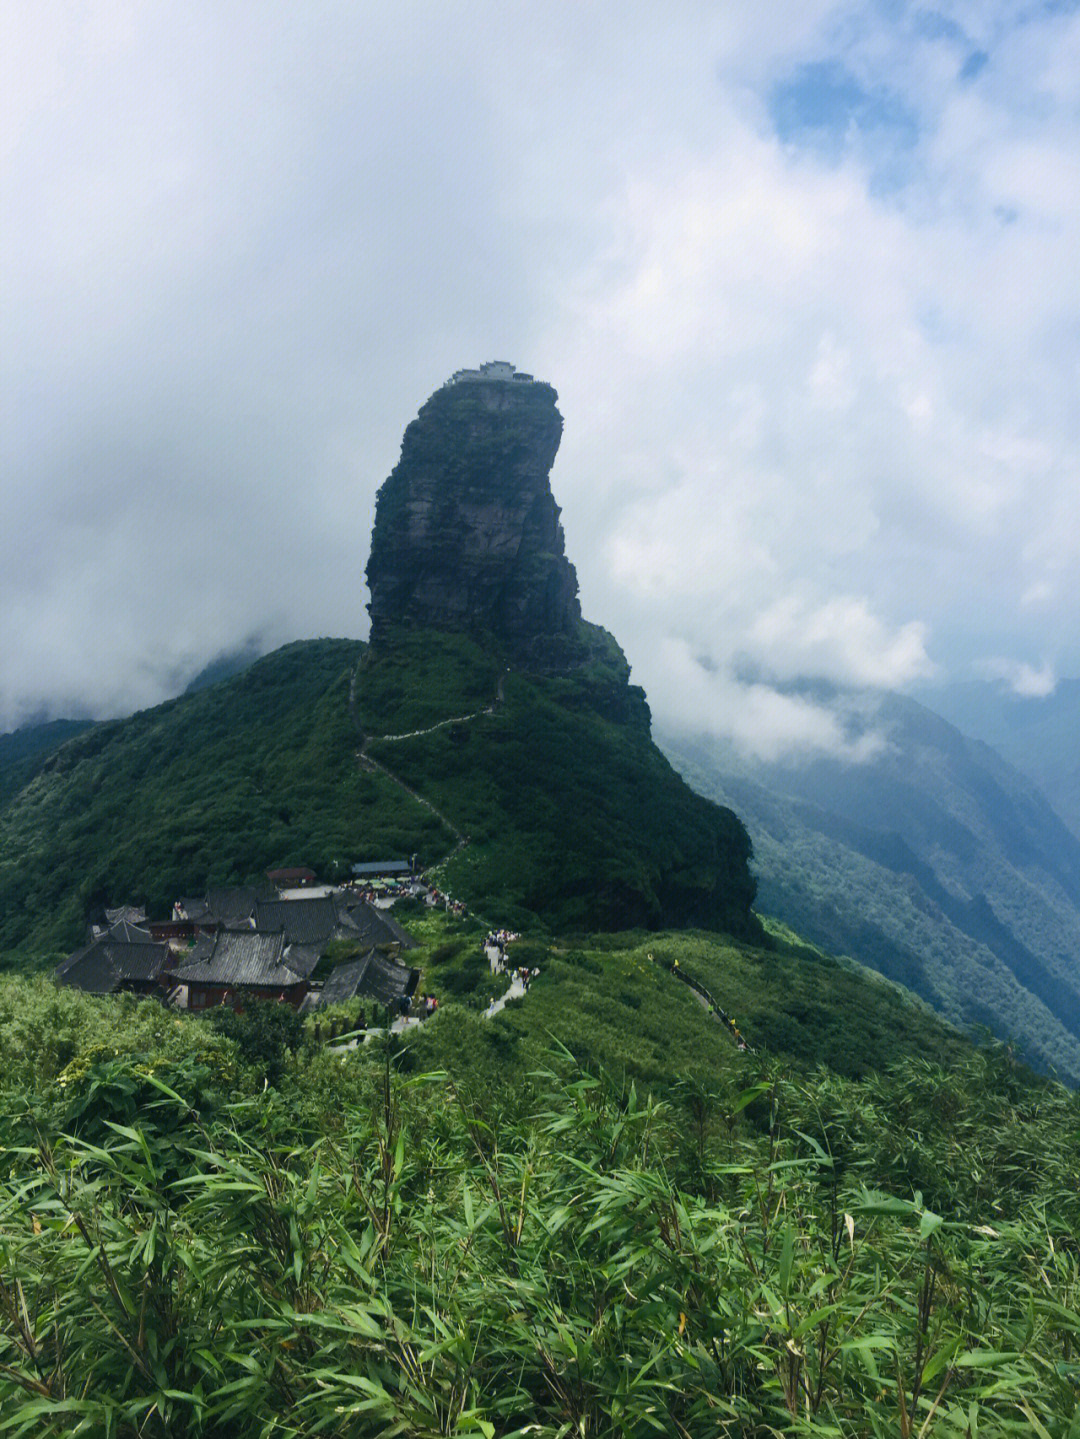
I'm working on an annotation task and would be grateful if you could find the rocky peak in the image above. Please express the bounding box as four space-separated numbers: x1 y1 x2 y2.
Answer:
365 366 584 658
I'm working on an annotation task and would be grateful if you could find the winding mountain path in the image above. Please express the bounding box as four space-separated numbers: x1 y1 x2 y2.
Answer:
346 659 748 1047
664 961 750 1050
348 661 508 866
374 704 495 744
485 971 527 1017
374 671 506 743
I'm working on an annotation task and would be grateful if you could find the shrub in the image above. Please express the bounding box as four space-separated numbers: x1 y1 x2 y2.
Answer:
208 1000 304 1084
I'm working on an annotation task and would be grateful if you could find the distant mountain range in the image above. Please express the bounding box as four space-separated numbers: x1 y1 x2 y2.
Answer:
926 678 1080 840
661 691 1080 1083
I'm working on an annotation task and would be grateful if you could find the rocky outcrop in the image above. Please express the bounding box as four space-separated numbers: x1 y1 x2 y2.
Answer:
366 368 584 658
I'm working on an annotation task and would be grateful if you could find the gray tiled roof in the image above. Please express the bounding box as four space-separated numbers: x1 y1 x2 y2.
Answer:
204 887 263 925
106 905 147 926
177 897 212 922
318 952 417 1009
283 942 323 979
56 939 171 994
172 929 305 988
253 897 340 946
351 860 412 876
107 918 154 944
338 900 417 950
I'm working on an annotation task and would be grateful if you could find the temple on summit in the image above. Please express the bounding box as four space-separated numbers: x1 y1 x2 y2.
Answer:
444 360 536 385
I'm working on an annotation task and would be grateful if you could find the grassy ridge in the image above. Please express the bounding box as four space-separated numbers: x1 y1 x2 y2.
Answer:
396 909 967 1098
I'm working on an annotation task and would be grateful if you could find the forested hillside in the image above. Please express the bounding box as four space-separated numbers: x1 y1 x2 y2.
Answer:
662 692 1080 1083
0 628 755 959
0 718 94 807
0 640 436 958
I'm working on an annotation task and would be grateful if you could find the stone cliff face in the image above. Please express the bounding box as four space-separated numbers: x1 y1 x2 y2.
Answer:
360 367 759 937
366 369 583 657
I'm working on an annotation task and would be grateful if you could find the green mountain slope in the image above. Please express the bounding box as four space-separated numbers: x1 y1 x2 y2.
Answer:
929 676 1080 839
0 640 445 958
0 719 95 807
407 923 966 1093
358 627 756 935
662 692 1080 1083
0 629 756 960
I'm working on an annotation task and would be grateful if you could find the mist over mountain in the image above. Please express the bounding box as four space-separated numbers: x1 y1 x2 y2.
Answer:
661 691 1080 1082
181 638 266 696
926 678 1080 842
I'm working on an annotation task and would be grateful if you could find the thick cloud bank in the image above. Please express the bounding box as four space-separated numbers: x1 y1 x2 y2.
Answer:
3 2 1078 757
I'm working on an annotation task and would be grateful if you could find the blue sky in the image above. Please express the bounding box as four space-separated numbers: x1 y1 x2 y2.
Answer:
772 60 919 152
3 1 1079 757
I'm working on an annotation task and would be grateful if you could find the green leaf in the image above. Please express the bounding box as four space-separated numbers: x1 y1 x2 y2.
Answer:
954 1349 1022 1368
918 1207 943 1239
921 1335 963 1384
730 1083 771 1114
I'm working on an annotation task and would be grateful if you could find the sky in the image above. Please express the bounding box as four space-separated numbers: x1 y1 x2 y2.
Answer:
3 0 1079 759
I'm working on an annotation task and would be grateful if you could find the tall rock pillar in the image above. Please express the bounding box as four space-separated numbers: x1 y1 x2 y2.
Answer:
366 365 583 656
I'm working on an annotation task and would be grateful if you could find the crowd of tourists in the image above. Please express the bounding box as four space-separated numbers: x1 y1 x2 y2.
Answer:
339 877 416 905
394 992 442 1018
484 928 521 970
426 886 467 916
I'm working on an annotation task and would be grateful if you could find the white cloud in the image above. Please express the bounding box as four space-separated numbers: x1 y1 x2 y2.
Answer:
1 0 1078 758
748 596 932 688
641 637 887 763
980 657 1058 698
808 333 857 411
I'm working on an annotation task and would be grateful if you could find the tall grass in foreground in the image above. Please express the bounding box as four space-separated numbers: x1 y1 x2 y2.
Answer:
1 1045 1078 1437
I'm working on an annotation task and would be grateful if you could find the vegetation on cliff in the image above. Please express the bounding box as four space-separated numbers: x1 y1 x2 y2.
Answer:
358 628 756 935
